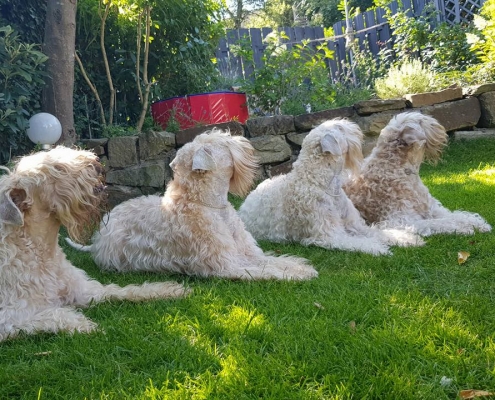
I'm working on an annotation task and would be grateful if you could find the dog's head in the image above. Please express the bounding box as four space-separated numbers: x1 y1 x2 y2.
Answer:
297 119 364 176
170 129 258 197
0 147 106 242
377 112 447 164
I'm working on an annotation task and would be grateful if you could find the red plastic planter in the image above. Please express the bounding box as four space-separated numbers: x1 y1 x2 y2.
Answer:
151 91 249 131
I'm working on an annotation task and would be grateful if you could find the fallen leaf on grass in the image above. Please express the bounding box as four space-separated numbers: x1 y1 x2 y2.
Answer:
458 251 470 265
459 389 494 399
349 321 356 334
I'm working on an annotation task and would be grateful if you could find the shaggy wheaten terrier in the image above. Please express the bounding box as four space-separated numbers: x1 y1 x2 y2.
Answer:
68 130 317 280
0 147 189 342
344 112 491 235
238 119 423 255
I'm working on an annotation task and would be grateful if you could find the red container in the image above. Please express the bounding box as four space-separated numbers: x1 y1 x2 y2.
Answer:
151 91 248 131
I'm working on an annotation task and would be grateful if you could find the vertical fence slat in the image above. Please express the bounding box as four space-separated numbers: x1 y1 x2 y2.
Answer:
238 28 253 80
226 30 243 78
375 7 392 51
354 14 366 51
250 28 264 74
364 10 379 55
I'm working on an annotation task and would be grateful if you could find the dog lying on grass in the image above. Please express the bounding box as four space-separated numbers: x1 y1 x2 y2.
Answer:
238 119 423 255
344 112 491 235
67 130 317 280
0 147 189 342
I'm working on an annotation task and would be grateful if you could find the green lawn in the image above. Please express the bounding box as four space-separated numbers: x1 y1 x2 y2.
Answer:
2 138 495 400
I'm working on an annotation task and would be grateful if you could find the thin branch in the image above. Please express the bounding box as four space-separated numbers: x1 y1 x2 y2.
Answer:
136 11 143 105
75 51 107 126
100 0 115 125
136 5 153 132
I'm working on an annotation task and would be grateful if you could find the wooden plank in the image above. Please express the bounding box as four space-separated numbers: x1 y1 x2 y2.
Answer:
375 7 392 51
226 30 243 78
326 39 339 80
250 28 264 72
238 28 253 80
294 26 305 42
285 26 296 50
333 21 346 75
364 10 379 55
389 0 399 14
354 13 366 51
403 0 414 16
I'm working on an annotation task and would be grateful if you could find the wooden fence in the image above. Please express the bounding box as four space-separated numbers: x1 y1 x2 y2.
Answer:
215 0 485 81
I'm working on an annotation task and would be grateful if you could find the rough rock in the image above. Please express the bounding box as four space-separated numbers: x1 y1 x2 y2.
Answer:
477 91 495 128
286 132 308 146
421 97 480 132
463 83 495 96
294 107 354 131
139 131 176 161
105 160 166 188
354 111 402 136
354 98 406 115
106 185 142 209
246 115 295 137
175 121 245 146
404 87 463 108
107 136 138 168
250 135 292 164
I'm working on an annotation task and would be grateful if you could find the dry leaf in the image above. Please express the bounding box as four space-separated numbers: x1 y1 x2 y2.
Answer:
313 302 324 310
349 321 356 334
458 251 470 265
459 389 494 399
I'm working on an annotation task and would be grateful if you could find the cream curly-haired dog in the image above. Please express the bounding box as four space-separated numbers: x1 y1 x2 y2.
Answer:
344 112 491 235
0 147 189 342
68 130 317 280
238 119 423 255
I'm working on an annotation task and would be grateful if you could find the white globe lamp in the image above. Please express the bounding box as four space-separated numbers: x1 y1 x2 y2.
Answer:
27 113 62 150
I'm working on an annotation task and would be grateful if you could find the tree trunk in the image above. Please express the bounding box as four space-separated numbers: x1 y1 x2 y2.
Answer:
43 0 77 146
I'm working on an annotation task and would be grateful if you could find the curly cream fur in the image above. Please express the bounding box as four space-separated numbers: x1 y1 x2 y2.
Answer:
238 119 423 255
68 130 317 280
0 147 189 342
344 112 491 235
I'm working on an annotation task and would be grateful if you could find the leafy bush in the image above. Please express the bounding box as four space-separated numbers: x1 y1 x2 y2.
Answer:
465 0 495 82
383 5 477 74
239 31 336 115
0 25 47 164
374 59 440 98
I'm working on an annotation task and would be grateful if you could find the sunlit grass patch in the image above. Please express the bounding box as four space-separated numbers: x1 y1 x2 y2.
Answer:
2 138 495 400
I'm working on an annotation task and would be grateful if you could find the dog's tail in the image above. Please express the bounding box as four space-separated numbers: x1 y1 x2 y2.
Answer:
65 237 93 252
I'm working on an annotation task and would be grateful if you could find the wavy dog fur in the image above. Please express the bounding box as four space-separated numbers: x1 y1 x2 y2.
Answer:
0 147 189 342
68 130 317 280
238 119 423 255
344 112 491 235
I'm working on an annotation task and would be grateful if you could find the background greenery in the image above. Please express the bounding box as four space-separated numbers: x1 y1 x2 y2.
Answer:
1 138 495 399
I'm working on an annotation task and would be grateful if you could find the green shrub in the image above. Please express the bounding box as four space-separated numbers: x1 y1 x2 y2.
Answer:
374 59 440 98
239 31 336 115
465 0 495 82
0 25 47 164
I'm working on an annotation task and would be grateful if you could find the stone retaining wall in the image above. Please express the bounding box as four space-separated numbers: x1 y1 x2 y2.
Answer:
81 83 495 208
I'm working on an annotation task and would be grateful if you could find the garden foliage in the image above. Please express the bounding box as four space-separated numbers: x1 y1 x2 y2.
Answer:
0 26 47 164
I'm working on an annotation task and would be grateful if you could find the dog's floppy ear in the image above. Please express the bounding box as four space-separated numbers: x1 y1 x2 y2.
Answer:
0 189 26 226
192 146 216 171
321 134 346 155
228 135 258 197
401 126 427 146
